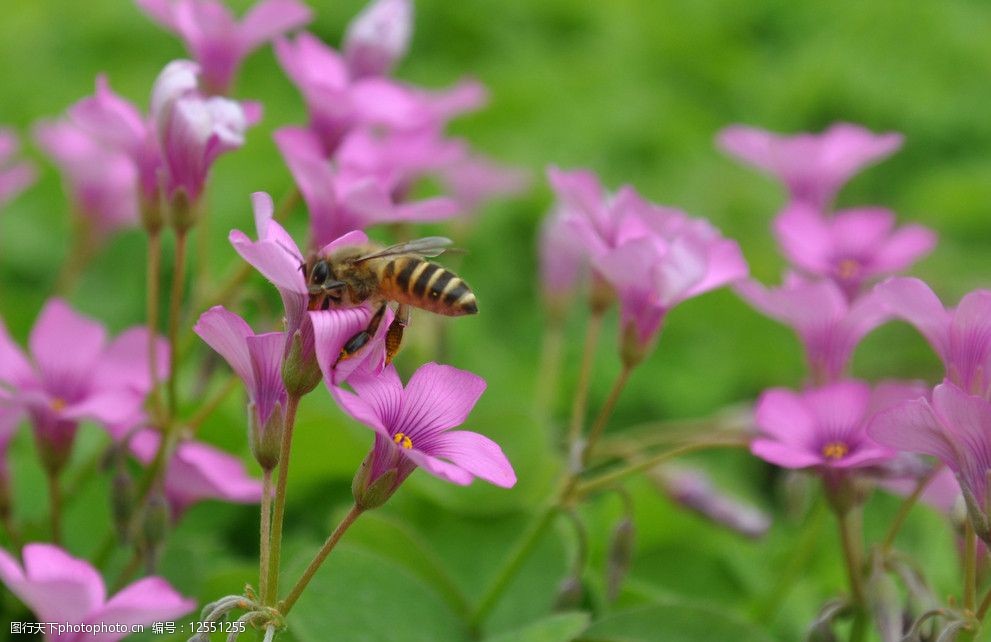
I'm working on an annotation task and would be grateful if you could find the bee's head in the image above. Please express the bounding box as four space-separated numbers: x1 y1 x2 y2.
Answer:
306 259 347 306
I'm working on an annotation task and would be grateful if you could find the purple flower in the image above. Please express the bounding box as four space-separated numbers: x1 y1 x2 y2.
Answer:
717 123 903 209
129 429 262 518
331 363 515 505
538 209 586 304
0 300 167 473
194 306 287 469
752 380 921 470
343 0 412 79
774 202 936 298
34 120 140 236
437 153 530 212
151 60 259 210
546 166 621 257
137 0 313 94
0 542 194 641
735 277 889 383
275 126 458 248
876 278 991 397
0 129 36 210
868 382 991 539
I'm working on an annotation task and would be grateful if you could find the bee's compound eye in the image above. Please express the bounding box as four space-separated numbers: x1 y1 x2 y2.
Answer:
311 261 331 284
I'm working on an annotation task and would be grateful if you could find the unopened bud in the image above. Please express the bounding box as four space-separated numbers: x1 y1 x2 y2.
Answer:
655 467 771 539
282 329 322 397
961 484 991 544
141 492 171 572
249 401 284 471
352 452 398 511
552 576 584 611
111 469 136 542
606 518 635 602
865 554 901 642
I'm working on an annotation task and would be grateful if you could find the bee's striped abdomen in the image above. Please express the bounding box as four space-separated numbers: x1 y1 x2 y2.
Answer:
380 257 478 316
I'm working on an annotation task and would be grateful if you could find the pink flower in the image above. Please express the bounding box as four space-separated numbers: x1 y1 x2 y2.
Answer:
331 363 515 505
437 153 530 212
876 278 991 397
538 209 586 302
546 166 622 257
34 120 140 236
129 429 262 518
0 129 36 210
0 542 194 641
735 277 889 383
151 60 259 209
717 123 903 209
0 300 167 473
869 382 991 539
275 126 459 248
343 0 412 79
774 202 936 298
752 380 922 470
137 0 313 94
194 306 287 469
880 463 961 517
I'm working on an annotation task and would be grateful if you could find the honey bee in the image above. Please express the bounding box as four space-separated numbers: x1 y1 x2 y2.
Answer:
302 236 478 364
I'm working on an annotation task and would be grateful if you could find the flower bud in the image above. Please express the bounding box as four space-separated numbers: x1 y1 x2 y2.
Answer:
351 451 399 511
249 400 284 471
654 466 770 539
606 517 635 602
343 0 412 78
865 553 901 642
552 576 584 611
140 492 171 572
281 328 322 397
111 468 136 542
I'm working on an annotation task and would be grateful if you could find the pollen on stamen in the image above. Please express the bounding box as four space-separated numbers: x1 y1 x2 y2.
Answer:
821 441 849 460
837 258 860 280
50 398 67 412
393 432 413 449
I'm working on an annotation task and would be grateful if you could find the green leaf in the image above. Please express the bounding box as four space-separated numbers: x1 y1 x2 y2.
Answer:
287 544 470 642
483 612 591 642
578 601 774 642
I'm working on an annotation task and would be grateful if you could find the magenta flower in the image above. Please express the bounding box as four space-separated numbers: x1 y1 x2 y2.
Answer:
437 153 530 212
717 123 903 209
0 543 194 641
34 120 140 236
735 277 889 383
876 278 991 397
752 380 922 470
129 429 261 518
546 166 621 258
869 381 991 539
194 306 287 469
331 363 515 505
774 202 936 298
0 129 36 210
538 209 586 305
275 127 459 248
343 0 412 79
137 0 313 94
0 300 167 473
151 60 259 210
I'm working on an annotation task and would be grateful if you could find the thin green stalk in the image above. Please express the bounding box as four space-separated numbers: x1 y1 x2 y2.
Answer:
881 464 943 552
259 469 274 604
977 584 991 621
533 320 565 424
46 472 61 544
265 394 301 605
167 230 189 418
567 311 603 450
837 509 866 642
184 374 240 433
146 230 164 419
54 216 94 296
468 505 558 629
279 504 364 615
965 521 977 613
580 365 632 468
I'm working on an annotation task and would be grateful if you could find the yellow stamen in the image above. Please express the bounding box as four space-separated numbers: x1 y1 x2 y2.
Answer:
837 258 860 280
50 398 67 412
393 432 413 449
822 441 849 460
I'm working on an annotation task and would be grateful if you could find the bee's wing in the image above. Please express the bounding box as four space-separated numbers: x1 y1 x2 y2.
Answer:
355 236 454 262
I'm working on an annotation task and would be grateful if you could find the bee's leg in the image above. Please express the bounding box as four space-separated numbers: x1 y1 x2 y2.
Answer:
385 304 411 364
337 303 388 364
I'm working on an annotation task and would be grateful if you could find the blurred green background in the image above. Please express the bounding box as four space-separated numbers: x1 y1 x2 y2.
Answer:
2 0 991 640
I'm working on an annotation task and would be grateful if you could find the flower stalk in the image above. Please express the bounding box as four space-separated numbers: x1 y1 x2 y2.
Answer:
259 469 273 605
264 394 301 605
567 309 603 450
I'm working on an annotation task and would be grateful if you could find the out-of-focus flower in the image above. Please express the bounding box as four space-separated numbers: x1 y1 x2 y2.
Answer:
129 429 261 518
437 154 530 212
275 127 458 248
880 463 961 517
0 129 36 210
0 301 167 473
752 380 922 470
651 465 771 539
876 278 991 398
151 60 258 215
34 121 140 237
716 123 903 209
869 381 991 541
538 209 586 310
343 0 412 79
0 542 194 641
136 0 312 94
546 166 622 258
194 306 286 469
332 363 515 508
0 408 20 517
229 192 386 390
774 203 936 298
736 277 889 383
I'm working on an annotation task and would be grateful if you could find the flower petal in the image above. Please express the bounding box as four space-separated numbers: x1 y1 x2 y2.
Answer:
87 577 195 642
28 299 107 387
193 306 255 387
396 363 486 441
239 0 313 51
424 430 516 488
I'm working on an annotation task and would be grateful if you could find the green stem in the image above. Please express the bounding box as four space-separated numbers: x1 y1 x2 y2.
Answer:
580 365 632 468
566 311 603 450
265 394 301 605
54 215 95 296
46 472 61 544
279 504 364 615
575 438 749 498
184 374 239 433
259 469 274 604
167 230 188 418
881 464 943 552
146 230 164 420
533 319 565 425
977 584 991 621
837 509 866 642
965 520 977 613
468 505 558 629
